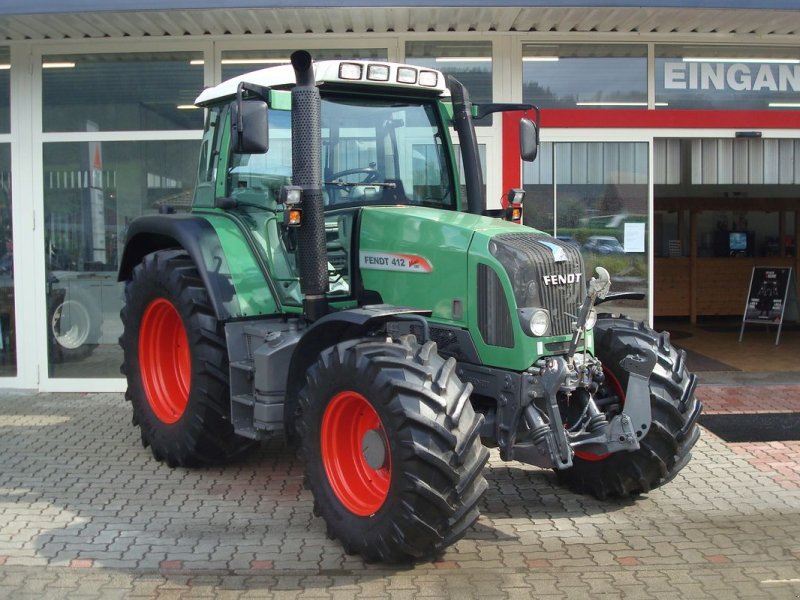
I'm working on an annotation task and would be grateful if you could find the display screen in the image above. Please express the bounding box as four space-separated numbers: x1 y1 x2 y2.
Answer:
729 231 748 252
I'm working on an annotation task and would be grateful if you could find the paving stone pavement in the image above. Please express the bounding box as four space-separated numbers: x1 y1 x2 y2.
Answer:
0 390 799 599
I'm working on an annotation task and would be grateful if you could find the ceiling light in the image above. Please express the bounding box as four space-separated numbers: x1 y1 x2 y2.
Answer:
769 102 800 108
177 105 199 110
42 62 76 69
190 59 204 65
0 64 9 70
576 101 643 107
682 57 800 64
435 57 492 63
220 58 290 65
523 56 560 62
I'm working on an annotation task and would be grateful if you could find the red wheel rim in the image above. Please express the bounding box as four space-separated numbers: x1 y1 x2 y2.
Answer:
574 366 625 462
321 391 391 516
139 298 191 424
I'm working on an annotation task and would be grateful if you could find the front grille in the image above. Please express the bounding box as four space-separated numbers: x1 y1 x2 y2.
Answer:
477 264 514 348
489 233 584 337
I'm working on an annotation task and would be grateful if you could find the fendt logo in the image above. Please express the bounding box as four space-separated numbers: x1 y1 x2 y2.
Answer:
542 273 582 286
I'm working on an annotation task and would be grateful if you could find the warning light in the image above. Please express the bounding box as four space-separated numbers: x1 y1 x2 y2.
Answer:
287 208 303 226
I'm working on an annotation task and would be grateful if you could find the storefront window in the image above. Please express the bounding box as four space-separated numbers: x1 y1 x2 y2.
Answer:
221 48 388 80
0 145 13 375
654 137 800 258
523 44 647 109
655 45 800 110
0 47 9 133
524 141 650 321
42 52 204 132
405 41 493 125
522 142 555 234
43 140 199 378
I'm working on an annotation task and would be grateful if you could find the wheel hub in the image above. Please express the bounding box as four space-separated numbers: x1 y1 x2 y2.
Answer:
320 390 392 516
361 428 387 470
138 298 191 424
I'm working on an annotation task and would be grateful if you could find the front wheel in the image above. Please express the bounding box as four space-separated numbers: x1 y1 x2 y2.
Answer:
297 337 489 563
558 318 702 499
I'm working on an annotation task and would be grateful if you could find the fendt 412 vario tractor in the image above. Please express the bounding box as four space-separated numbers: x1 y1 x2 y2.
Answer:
118 51 701 562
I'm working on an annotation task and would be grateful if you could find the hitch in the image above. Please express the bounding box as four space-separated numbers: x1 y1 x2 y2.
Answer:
570 347 657 456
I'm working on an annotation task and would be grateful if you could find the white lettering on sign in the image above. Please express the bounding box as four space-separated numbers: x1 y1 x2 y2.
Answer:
663 62 800 92
542 273 582 286
359 251 433 273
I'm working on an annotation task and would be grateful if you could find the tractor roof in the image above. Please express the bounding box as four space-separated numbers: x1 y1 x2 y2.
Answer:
195 60 451 106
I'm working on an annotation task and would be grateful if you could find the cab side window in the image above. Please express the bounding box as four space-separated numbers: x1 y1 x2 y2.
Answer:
227 109 292 210
193 106 222 207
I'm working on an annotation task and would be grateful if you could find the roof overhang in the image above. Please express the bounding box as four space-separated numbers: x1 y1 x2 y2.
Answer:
0 4 798 41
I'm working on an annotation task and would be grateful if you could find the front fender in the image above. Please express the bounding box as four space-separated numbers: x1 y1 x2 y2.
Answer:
283 305 432 436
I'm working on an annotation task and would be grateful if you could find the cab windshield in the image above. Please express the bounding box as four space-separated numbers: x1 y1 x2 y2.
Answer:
228 95 456 211
320 96 455 209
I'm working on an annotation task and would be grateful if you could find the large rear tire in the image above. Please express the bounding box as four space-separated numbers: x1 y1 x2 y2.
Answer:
557 317 702 499
297 337 489 563
120 249 250 467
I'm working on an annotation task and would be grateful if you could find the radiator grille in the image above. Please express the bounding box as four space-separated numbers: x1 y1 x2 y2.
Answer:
477 263 514 348
489 233 584 337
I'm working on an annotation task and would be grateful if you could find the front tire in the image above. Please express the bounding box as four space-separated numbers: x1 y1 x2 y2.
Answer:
298 337 489 563
558 318 702 499
120 249 250 467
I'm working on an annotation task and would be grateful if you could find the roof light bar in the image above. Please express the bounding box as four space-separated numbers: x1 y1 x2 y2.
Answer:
419 70 438 87
339 62 363 80
366 64 390 82
396 66 417 84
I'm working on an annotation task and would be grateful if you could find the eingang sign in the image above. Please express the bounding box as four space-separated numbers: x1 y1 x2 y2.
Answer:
663 62 800 92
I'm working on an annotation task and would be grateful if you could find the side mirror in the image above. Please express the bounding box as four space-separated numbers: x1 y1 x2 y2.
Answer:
232 99 269 155
520 118 539 162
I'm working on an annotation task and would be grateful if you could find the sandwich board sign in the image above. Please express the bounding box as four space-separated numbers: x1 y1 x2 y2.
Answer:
739 267 798 345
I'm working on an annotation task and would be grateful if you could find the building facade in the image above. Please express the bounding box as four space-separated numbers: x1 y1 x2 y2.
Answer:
0 2 799 391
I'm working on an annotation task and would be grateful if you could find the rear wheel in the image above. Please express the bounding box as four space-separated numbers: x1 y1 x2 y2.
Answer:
557 317 702 498
298 337 489 563
120 249 250 467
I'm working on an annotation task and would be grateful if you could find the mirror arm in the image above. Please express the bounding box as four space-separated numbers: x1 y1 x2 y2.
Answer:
475 103 536 120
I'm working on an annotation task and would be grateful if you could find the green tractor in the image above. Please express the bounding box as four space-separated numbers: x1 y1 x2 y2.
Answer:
118 51 701 562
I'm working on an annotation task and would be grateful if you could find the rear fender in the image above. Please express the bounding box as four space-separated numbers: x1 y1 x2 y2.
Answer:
117 214 239 321
284 305 432 436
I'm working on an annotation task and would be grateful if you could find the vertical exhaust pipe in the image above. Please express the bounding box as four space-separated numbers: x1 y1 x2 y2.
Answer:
447 75 485 216
290 50 328 321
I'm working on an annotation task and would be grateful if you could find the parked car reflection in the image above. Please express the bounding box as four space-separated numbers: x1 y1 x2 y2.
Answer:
582 235 625 255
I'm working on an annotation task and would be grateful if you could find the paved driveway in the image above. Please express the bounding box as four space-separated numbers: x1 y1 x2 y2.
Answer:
0 391 798 599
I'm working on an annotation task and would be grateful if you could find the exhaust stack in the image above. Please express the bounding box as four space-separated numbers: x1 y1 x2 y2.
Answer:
447 75 485 216
290 50 328 322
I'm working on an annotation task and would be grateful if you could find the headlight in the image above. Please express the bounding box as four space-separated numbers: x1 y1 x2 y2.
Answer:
584 308 597 331
519 307 550 337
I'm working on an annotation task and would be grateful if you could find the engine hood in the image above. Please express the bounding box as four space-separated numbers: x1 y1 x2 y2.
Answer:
356 206 527 323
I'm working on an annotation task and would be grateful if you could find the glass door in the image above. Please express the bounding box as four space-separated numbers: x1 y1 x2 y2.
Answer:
524 140 651 322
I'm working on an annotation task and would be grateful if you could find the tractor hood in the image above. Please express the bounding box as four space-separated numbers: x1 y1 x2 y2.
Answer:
356 205 588 371
356 205 535 324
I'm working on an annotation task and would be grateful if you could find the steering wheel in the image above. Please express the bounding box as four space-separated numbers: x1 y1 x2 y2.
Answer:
330 167 380 183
